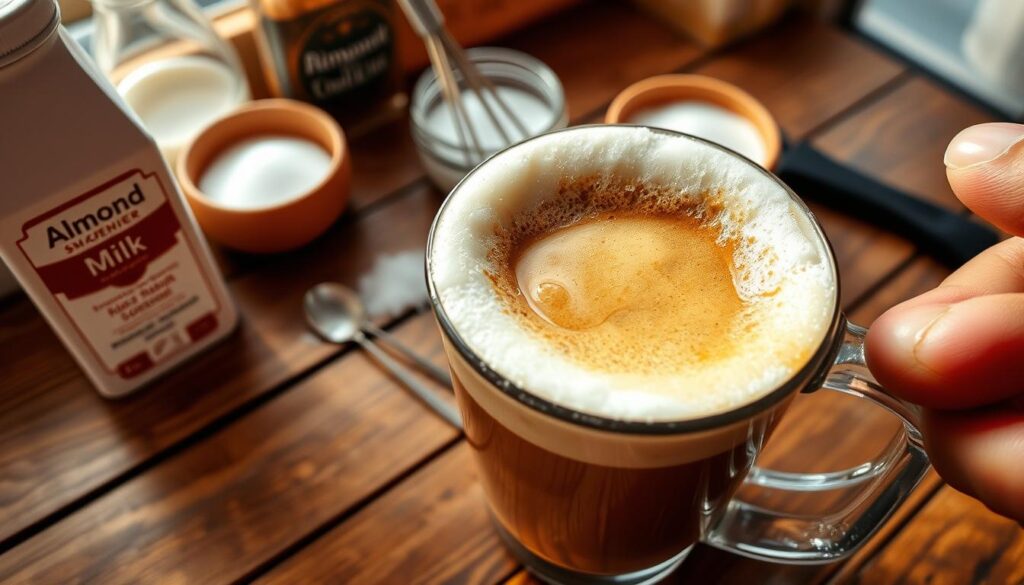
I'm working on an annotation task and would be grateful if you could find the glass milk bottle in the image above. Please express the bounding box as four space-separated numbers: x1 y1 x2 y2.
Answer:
0 0 239 397
90 0 251 166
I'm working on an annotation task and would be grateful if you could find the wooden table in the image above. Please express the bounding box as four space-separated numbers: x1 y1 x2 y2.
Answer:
2 4 1022 583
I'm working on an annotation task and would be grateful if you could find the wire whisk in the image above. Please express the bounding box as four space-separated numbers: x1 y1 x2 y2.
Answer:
397 0 531 165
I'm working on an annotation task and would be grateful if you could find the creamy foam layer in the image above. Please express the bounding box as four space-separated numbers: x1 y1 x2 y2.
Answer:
506 211 745 377
429 126 836 422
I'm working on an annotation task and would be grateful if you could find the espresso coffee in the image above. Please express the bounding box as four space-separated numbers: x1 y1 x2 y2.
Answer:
428 126 838 577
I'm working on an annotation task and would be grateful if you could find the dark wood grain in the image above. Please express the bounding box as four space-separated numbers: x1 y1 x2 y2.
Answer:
693 17 905 139
805 76 998 307
502 1 701 120
0 313 460 584
257 444 517 585
813 77 996 212
842 486 1024 585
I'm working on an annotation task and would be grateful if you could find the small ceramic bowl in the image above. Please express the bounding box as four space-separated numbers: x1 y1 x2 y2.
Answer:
177 99 351 254
605 74 782 170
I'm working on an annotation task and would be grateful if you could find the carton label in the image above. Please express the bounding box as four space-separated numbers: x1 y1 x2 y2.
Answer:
17 170 221 379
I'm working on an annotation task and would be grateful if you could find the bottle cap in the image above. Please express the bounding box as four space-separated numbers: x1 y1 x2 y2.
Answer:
0 0 59 68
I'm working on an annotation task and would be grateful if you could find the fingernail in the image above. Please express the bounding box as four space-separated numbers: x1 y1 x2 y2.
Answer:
944 123 1024 169
891 304 951 371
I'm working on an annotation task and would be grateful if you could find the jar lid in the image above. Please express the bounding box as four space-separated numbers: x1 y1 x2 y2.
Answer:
0 0 59 68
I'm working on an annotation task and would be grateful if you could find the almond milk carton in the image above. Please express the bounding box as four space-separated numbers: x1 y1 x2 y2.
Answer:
0 0 238 397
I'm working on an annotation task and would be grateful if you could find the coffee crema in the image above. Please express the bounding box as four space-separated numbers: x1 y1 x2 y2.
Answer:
500 208 742 375
430 126 835 422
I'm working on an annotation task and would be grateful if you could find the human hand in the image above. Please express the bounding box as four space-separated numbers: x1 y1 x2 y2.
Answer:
865 122 1024 522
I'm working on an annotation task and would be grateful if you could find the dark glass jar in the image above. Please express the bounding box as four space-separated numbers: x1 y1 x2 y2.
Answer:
251 0 406 134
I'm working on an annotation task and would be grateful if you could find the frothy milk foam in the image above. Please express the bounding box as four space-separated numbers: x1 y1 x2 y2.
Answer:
429 126 836 422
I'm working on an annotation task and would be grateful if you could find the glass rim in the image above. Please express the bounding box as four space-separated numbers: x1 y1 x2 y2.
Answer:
425 124 844 435
409 46 566 161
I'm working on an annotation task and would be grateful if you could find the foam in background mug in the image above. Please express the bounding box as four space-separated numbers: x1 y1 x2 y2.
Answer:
426 125 930 585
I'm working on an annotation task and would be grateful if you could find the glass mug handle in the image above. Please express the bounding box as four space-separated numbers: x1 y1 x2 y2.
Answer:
704 319 931 563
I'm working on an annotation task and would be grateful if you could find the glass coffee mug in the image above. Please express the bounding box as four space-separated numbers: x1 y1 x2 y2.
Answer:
425 125 930 585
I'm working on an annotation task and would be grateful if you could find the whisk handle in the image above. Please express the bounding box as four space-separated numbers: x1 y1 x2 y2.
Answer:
396 0 446 37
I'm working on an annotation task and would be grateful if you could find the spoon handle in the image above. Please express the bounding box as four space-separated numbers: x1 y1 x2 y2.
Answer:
363 322 453 387
354 331 463 430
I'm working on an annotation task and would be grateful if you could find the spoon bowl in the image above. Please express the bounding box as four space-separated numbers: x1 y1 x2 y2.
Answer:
303 281 462 429
304 282 366 343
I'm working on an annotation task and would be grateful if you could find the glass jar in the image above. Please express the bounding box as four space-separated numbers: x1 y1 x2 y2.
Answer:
410 47 567 192
91 0 250 165
249 0 406 135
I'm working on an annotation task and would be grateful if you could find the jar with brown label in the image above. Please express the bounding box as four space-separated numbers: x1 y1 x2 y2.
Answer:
251 0 406 134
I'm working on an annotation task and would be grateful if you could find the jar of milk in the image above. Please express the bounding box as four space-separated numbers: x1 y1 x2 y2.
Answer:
91 0 250 166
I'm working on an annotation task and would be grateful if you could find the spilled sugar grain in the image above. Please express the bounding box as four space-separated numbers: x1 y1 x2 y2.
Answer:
359 249 430 319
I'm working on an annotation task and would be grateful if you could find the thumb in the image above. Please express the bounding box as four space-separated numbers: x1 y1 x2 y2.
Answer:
945 122 1024 234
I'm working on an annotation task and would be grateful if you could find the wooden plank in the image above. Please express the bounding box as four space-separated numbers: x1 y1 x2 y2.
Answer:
256 444 516 585
0 313 461 584
501 1 702 121
813 77 996 212
841 486 1024 585
693 17 905 139
806 76 997 303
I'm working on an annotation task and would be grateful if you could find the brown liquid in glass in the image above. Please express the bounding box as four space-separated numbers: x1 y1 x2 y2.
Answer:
454 374 783 575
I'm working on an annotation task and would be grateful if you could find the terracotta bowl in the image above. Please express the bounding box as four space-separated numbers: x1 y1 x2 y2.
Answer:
605 74 782 170
177 99 352 254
